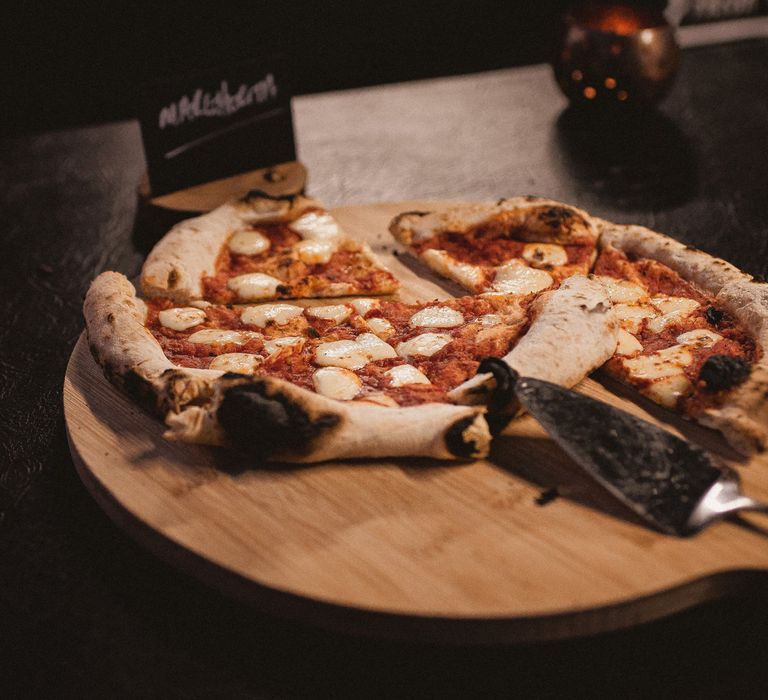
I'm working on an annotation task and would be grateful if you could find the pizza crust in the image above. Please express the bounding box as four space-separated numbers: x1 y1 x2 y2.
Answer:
84 272 491 462
598 220 768 454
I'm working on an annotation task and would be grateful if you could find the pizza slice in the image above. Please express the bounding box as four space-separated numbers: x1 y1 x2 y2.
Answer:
593 221 768 455
141 191 399 304
84 272 617 463
389 197 598 297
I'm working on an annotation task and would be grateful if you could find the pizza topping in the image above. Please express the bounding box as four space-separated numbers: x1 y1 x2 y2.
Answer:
187 329 260 345
228 230 271 256
306 304 352 325
622 344 693 380
594 275 648 304
521 243 568 269
396 333 452 358
476 313 502 327
209 352 263 374
384 364 432 387
158 307 207 331
365 317 395 339
409 306 464 328
645 296 700 333
644 375 693 408
289 211 342 241
491 260 553 295
614 303 657 334
420 249 486 290
294 239 337 265
705 306 725 327
616 329 643 356
314 340 369 369
676 328 722 348
241 303 304 328
263 336 305 357
312 367 362 401
227 272 283 301
350 298 379 316
355 332 398 361
188 300 212 309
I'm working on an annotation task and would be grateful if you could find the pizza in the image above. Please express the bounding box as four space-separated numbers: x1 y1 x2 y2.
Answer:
141 191 399 304
83 191 767 463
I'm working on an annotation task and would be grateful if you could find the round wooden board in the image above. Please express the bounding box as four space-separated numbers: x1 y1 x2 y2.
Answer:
64 201 768 643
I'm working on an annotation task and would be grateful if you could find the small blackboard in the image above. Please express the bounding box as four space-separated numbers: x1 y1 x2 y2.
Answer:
139 56 296 197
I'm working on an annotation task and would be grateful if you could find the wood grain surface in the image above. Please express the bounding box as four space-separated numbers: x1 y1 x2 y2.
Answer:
63 201 768 642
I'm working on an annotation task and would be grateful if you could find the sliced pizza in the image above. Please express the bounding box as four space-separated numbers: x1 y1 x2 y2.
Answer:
594 221 768 455
141 191 399 304
389 196 598 296
84 272 616 463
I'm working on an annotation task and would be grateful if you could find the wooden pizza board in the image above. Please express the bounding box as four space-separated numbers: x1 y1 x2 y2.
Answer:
64 201 768 643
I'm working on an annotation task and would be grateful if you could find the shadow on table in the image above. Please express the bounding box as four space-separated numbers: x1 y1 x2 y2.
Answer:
554 106 698 211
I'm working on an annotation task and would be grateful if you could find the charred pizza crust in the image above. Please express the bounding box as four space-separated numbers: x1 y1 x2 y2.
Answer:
597 221 768 455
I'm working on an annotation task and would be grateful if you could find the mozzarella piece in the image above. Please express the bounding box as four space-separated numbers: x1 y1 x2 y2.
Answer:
294 239 337 264
643 374 693 409
312 367 362 401
263 336 304 355
676 328 722 347
187 329 259 345
306 304 352 325
158 307 206 331
385 364 431 387
421 249 485 290
396 333 452 358
227 273 283 301
228 230 271 256
476 313 502 327
289 211 342 241
188 300 211 309
646 297 700 334
613 303 657 334
409 306 464 328
492 260 553 295
615 329 643 356
355 332 397 361
594 276 649 304
241 303 303 328
209 353 263 374
365 317 395 339
622 345 692 380
522 243 568 268
314 339 368 370
350 298 379 316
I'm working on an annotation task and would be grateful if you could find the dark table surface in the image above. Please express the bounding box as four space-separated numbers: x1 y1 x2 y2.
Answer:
2 39 768 698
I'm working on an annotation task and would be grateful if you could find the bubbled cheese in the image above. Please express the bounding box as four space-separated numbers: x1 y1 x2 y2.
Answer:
228 230 271 256
396 333 452 358
294 239 337 264
646 296 700 333
594 276 649 304
209 353 263 374
263 336 304 355
158 307 206 331
227 273 283 301
365 317 395 339
613 303 657 334
621 344 692 380
491 260 553 295
306 304 352 325
355 333 397 361
241 303 303 327
187 329 259 345
409 306 464 328
522 243 568 268
290 211 342 241
643 374 693 408
314 340 368 370
616 329 643 356
676 328 722 347
350 298 379 316
385 364 431 387
312 367 362 400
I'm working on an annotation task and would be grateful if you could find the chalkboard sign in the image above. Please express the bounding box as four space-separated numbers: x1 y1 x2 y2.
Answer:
139 56 296 197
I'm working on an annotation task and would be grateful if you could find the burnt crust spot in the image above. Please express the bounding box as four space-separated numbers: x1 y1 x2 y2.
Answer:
167 269 179 289
242 189 299 203
217 384 340 459
704 306 725 327
699 355 752 393
537 206 584 231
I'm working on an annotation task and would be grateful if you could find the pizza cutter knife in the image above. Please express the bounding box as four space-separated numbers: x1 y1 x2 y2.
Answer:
478 358 768 536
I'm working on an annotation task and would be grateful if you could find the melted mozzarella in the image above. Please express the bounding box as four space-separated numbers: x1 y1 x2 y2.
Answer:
420 249 485 290
676 328 722 347
492 260 553 295
208 353 263 374
294 239 337 264
188 300 211 309
396 333 452 358
616 329 643 356
643 374 693 408
365 317 395 339
314 339 368 370
350 298 379 316
476 313 502 327
621 344 692 380
312 367 362 401
594 276 649 304
187 329 259 345
289 211 342 241
646 296 700 333
240 303 303 327
228 230 271 256
306 304 352 325
522 243 568 268
355 332 397 361
158 307 206 331
227 273 282 301
409 306 464 328
263 336 304 355
614 303 657 334
385 364 431 387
